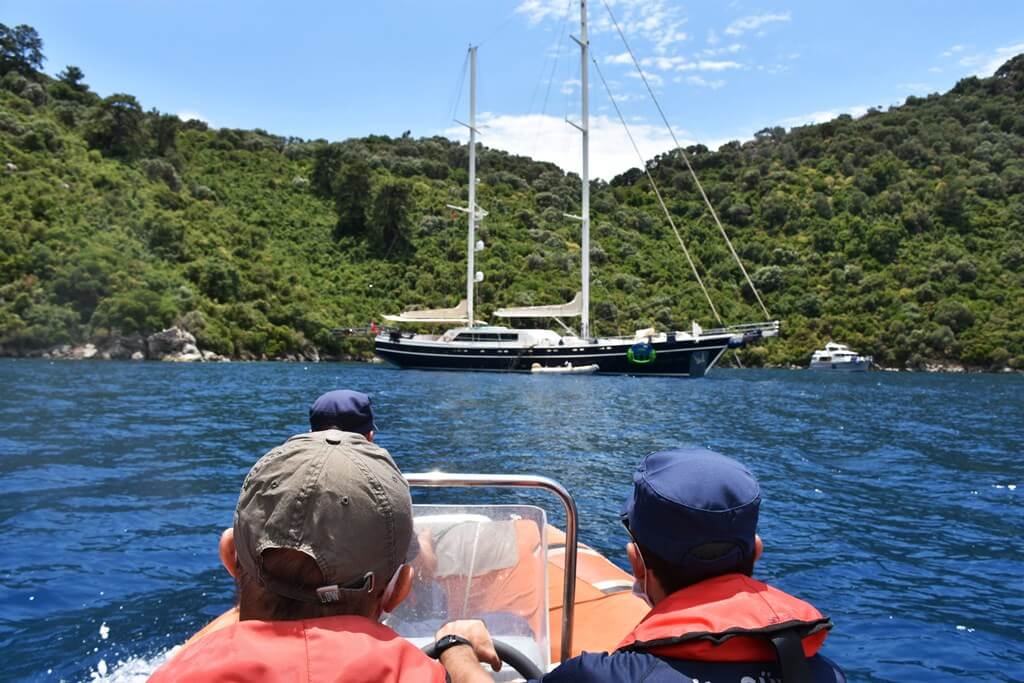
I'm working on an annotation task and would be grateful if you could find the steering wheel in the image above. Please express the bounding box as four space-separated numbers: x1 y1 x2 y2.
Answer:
422 638 544 680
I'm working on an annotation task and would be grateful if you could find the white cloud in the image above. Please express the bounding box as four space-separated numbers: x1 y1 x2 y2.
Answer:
707 29 719 45
966 43 1024 77
612 92 643 103
605 52 633 65
779 105 869 128
561 78 581 94
928 66 943 73
628 69 664 86
685 75 726 90
444 112 686 180
695 59 742 71
673 59 743 72
515 0 568 24
519 0 687 55
703 43 744 56
641 55 689 71
724 12 791 37
941 44 965 57
177 111 208 124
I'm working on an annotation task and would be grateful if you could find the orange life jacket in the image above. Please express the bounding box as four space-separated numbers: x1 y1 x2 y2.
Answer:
616 573 832 663
150 614 446 683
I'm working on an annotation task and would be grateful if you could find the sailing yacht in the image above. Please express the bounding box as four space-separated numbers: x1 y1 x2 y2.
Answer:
375 2 779 377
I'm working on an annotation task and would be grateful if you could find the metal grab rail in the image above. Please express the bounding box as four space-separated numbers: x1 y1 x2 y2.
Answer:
404 472 578 664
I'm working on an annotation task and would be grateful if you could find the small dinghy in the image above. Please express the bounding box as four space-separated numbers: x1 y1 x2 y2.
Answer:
176 473 650 676
531 362 600 375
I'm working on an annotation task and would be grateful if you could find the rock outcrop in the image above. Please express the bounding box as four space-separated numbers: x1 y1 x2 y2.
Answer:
43 343 97 360
147 327 203 361
96 333 146 360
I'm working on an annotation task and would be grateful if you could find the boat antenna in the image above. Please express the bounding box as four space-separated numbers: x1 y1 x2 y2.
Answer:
591 55 724 326
599 0 772 320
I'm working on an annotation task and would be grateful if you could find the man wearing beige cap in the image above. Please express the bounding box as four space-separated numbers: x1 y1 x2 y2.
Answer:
151 428 448 682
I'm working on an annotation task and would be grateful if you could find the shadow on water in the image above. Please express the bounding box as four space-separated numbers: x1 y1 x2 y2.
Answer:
1 360 1022 681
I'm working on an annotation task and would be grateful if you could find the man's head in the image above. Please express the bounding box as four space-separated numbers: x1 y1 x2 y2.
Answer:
221 430 413 621
309 390 377 438
621 447 762 601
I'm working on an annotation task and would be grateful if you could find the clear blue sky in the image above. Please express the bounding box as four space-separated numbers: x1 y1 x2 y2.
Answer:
4 0 1022 178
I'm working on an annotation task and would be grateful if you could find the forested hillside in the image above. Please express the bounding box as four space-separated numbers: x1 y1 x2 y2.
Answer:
1 24 1022 369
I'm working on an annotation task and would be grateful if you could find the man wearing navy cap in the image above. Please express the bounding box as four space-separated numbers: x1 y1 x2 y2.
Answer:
437 448 844 682
309 389 378 439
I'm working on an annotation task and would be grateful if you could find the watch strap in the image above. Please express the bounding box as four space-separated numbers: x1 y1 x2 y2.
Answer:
434 634 472 657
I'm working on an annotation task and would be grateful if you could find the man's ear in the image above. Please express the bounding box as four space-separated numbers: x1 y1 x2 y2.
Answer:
366 430 375 443
383 565 414 613
626 542 645 581
754 534 763 563
219 528 238 578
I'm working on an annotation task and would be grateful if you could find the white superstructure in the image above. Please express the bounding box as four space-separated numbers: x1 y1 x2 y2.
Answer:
809 342 873 372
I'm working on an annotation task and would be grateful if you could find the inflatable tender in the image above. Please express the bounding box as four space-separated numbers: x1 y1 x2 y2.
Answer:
180 523 647 666
530 362 600 374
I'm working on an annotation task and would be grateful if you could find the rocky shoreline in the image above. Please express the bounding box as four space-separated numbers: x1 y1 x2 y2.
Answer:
0 327 348 364
0 331 1015 373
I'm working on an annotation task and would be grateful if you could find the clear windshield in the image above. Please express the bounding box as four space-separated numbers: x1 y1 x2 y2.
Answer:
387 504 550 678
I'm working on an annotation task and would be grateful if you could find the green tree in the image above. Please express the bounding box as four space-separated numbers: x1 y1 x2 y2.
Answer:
57 65 86 90
0 23 44 76
84 93 146 158
332 158 372 237
866 223 905 263
367 177 414 253
151 111 180 156
311 142 344 196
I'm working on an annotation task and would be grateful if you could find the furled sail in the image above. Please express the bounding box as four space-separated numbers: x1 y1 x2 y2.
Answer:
383 299 470 324
493 292 583 318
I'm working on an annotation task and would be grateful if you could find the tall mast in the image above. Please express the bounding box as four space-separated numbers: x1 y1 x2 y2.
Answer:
467 45 478 328
579 0 591 339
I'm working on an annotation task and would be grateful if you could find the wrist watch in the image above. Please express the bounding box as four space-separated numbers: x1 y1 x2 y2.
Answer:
433 634 473 657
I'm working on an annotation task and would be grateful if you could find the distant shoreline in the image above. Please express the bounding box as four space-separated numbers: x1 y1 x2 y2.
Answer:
2 348 1017 375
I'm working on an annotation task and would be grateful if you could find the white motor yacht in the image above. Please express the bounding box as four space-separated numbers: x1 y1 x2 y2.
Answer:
810 342 873 371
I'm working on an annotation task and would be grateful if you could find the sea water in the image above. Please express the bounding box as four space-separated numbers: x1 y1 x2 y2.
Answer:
0 359 1021 682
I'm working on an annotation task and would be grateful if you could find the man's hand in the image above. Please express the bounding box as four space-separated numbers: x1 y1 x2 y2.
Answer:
435 619 500 678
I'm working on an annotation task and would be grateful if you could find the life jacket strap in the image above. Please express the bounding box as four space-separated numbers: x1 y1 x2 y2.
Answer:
770 629 812 683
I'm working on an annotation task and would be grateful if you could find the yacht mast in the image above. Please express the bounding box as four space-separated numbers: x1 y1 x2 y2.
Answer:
578 1 591 339
467 45 478 328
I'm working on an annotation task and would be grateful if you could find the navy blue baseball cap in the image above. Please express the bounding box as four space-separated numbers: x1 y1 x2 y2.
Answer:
309 390 378 434
621 447 760 578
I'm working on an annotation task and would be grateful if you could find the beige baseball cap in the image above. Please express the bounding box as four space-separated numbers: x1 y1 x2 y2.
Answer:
233 429 412 603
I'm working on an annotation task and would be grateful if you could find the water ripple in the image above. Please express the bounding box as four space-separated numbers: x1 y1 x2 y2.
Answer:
1 360 1022 681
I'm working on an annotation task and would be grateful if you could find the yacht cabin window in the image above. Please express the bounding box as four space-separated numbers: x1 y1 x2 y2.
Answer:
453 332 519 342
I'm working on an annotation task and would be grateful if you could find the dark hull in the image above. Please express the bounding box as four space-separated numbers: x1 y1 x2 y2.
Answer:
374 335 732 377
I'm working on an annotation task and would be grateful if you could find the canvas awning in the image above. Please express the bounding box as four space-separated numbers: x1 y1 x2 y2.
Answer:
382 299 470 324
493 292 583 318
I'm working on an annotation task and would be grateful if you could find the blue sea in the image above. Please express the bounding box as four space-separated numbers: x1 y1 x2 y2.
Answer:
0 359 1021 682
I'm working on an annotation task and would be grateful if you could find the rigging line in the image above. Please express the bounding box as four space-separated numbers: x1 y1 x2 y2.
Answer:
531 0 573 158
448 48 471 126
599 0 771 320
591 55 723 326
527 0 573 118
476 7 521 48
